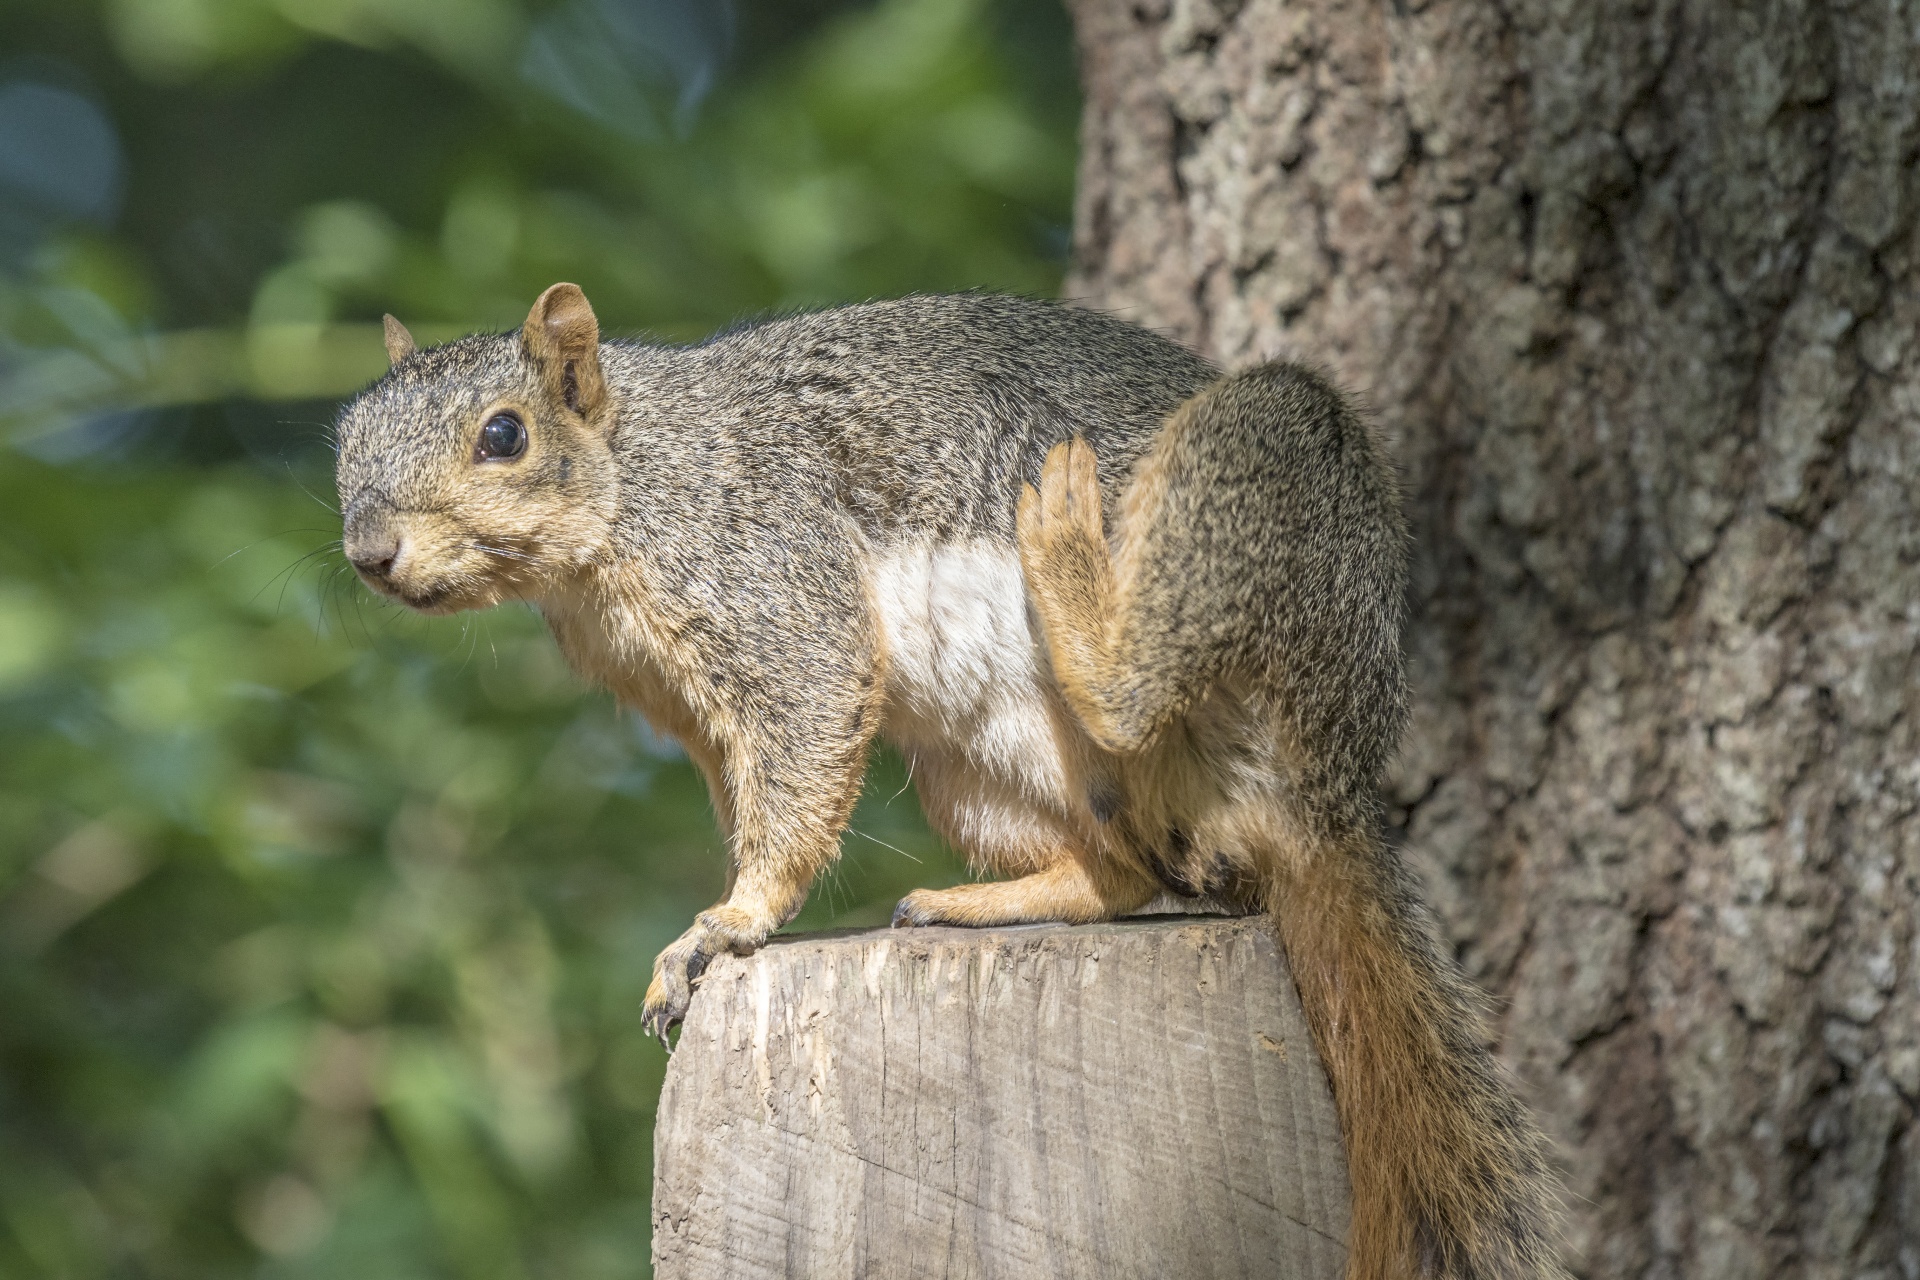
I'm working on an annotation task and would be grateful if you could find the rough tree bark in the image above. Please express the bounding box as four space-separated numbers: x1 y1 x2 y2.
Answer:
1063 2 1920 1278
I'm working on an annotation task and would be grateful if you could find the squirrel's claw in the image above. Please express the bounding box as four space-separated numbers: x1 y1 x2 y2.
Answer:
640 979 687 1052
892 893 933 928
642 1005 676 1053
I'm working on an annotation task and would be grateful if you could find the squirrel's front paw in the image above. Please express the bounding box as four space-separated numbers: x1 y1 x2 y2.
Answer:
640 933 709 1049
640 909 767 1049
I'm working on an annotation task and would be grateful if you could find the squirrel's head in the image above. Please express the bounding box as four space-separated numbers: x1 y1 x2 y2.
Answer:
333 283 620 613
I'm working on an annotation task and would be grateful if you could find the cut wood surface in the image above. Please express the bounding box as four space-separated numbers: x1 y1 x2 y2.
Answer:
652 915 1350 1280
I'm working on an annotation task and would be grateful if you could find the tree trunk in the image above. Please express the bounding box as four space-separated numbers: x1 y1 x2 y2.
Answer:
652 918 1349 1279
1063 3 1920 1278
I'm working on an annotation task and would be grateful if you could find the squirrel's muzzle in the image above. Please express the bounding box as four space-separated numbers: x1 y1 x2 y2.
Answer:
343 511 406 587
346 534 399 581
340 506 496 613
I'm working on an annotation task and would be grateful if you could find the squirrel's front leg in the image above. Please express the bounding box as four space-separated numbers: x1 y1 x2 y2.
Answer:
640 738 870 1047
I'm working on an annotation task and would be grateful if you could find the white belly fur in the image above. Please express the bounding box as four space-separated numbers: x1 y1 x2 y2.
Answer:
868 540 1074 813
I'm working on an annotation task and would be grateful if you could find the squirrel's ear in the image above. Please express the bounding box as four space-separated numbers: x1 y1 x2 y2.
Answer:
522 283 606 422
382 314 416 365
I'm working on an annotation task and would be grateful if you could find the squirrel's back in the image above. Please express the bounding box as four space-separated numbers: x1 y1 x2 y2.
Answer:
648 294 1216 544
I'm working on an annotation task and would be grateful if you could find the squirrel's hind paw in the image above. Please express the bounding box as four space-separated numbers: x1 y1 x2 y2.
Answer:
1019 437 1104 548
1017 437 1113 614
892 888 962 927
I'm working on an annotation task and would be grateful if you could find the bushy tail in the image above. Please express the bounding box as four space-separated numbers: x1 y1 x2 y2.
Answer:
1269 829 1569 1280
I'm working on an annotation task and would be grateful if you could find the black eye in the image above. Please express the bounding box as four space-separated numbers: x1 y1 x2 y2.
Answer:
475 411 526 461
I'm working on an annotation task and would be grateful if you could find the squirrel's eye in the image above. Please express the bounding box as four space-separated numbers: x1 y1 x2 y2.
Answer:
475 411 526 462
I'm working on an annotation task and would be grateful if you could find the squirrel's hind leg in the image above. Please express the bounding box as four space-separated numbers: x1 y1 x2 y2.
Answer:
1018 436 1184 755
1022 366 1405 791
893 854 1156 928
895 749 1156 927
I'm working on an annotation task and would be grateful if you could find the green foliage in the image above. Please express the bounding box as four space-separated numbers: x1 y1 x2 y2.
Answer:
0 1 1075 1274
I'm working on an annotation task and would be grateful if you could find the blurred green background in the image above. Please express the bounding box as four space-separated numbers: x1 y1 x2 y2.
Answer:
0 1 1078 1274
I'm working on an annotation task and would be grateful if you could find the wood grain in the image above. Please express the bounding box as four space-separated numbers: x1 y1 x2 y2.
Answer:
652 915 1349 1280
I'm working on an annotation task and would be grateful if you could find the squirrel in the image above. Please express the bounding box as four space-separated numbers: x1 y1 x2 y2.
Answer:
335 283 1567 1280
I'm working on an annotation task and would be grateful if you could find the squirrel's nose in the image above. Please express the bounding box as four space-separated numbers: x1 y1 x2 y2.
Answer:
345 527 402 579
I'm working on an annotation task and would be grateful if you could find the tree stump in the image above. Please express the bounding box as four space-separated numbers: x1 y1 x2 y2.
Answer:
651 915 1350 1279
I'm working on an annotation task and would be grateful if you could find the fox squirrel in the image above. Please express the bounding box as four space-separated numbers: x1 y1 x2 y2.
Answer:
336 284 1566 1279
